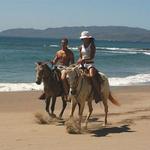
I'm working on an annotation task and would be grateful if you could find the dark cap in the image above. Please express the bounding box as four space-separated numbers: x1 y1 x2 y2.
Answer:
61 38 68 44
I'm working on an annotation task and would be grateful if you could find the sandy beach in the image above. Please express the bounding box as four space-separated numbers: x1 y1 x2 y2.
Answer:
0 85 150 150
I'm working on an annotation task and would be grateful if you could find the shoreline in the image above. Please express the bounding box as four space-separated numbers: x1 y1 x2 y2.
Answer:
0 84 149 92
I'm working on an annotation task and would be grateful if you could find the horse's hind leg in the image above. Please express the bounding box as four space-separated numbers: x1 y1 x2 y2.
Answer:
85 101 93 128
102 99 108 126
51 97 57 118
45 97 51 116
59 96 67 119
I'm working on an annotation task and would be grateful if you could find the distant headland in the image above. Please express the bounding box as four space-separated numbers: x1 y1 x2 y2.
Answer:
0 26 150 42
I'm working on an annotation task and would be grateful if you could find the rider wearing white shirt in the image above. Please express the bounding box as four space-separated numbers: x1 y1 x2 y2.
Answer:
77 31 102 103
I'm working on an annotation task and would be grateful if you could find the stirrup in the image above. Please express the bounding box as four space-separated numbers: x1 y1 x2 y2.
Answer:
94 93 102 103
39 93 46 100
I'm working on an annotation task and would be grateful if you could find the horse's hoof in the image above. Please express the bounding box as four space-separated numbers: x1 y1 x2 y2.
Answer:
50 113 57 118
102 123 106 127
102 122 109 127
83 125 88 131
58 115 63 120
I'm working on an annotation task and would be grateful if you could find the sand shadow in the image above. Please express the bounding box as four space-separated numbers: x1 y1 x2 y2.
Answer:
88 117 102 122
89 125 134 137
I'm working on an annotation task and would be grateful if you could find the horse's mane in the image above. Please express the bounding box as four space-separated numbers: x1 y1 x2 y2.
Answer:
52 67 61 82
37 62 52 73
41 64 53 78
72 67 93 99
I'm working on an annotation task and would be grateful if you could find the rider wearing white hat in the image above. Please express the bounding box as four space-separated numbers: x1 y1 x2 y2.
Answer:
78 31 102 103
80 31 93 39
78 31 95 69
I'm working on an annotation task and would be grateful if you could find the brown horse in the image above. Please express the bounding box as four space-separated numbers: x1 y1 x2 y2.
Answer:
35 62 67 118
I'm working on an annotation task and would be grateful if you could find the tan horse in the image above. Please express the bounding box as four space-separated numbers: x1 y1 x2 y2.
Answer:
66 65 120 129
35 62 67 118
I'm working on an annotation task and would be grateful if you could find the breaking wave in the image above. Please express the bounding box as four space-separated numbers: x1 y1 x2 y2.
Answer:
0 73 150 92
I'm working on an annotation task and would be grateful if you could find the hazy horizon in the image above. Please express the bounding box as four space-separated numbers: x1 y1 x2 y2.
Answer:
0 0 150 31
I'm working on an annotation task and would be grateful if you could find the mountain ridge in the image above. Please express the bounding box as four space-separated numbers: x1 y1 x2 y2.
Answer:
0 26 150 42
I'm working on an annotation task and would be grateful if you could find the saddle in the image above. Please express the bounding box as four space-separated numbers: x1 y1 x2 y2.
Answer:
52 67 64 96
52 67 61 82
52 67 69 97
92 70 104 103
80 67 104 84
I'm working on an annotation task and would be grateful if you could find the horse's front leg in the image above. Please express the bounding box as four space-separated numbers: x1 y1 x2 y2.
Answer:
45 97 51 116
59 96 67 119
69 97 77 118
85 100 93 129
50 97 57 118
78 102 85 129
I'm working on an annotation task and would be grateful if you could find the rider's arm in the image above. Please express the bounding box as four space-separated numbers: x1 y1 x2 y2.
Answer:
77 46 82 63
89 43 96 60
51 52 59 64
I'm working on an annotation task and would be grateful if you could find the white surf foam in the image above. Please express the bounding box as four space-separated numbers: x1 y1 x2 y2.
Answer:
0 83 43 92
143 52 150 56
69 47 78 51
0 74 150 92
109 73 150 86
49 44 59 47
96 47 150 55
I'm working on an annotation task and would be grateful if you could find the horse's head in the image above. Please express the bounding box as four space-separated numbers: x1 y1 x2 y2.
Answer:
66 66 80 96
35 62 51 85
35 62 44 84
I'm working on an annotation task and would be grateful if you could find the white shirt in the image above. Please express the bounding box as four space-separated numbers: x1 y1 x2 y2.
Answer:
81 43 92 60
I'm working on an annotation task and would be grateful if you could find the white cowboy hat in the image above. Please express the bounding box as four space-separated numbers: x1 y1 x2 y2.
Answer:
80 31 93 39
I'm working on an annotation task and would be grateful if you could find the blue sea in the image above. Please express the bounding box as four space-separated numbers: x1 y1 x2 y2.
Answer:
0 37 150 91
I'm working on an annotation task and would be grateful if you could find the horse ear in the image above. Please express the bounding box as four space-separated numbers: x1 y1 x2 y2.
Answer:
36 61 42 65
42 62 47 65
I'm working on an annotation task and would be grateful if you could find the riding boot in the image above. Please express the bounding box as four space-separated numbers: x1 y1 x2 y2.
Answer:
61 79 70 102
39 92 46 100
91 77 102 103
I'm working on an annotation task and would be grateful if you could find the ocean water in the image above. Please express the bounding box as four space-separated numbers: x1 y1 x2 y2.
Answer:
0 37 150 91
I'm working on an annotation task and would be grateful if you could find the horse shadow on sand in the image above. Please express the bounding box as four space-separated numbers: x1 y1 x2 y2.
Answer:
88 124 134 137
89 108 150 137
82 116 135 137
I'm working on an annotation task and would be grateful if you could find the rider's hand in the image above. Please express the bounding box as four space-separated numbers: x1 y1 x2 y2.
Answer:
50 61 54 65
77 59 81 64
77 59 85 64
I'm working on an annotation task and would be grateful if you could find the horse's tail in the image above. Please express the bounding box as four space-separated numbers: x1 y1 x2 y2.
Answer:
108 92 120 106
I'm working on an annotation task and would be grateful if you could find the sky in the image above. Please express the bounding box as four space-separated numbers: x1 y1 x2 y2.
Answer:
0 0 150 31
